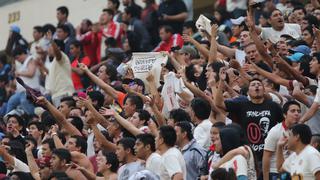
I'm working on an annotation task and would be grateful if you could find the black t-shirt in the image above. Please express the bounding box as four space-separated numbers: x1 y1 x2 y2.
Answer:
225 99 283 161
158 0 187 34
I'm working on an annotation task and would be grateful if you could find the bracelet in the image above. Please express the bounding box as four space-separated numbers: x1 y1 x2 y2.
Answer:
51 133 58 137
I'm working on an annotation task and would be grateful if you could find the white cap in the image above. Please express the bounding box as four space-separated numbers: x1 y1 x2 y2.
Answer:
230 16 245 25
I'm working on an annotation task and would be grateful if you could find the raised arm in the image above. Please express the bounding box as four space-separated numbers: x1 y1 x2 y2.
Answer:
100 107 143 136
90 121 117 152
274 55 309 86
25 144 41 180
208 24 218 64
292 80 310 106
251 62 290 88
246 11 273 68
78 97 110 129
79 63 118 100
37 97 82 136
182 34 209 59
215 78 227 111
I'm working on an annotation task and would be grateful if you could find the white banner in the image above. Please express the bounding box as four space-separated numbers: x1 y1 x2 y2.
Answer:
161 72 180 118
130 52 168 91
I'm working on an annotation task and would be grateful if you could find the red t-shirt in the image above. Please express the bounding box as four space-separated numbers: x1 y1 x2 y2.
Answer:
153 33 184 52
71 56 91 90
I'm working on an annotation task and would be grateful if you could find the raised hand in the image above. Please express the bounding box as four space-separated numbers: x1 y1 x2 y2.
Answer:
78 63 89 72
78 96 92 108
146 72 155 82
36 96 49 107
245 11 255 31
182 34 194 43
99 107 116 116
211 24 219 37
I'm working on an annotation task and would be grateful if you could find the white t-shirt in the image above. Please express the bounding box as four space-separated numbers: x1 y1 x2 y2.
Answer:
221 155 248 177
235 49 246 66
283 145 320 180
118 161 145 180
159 147 187 180
194 119 212 149
264 122 290 173
261 23 301 43
13 157 30 172
46 52 74 99
146 152 162 176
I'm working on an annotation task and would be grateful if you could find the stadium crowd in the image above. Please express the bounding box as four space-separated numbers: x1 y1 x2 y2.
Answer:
2 0 320 179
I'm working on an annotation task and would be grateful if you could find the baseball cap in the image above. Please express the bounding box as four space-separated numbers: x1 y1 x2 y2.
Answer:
287 52 304 62
179 46 198 59
289 45 311 55
10 25 20 33
230 16 245 25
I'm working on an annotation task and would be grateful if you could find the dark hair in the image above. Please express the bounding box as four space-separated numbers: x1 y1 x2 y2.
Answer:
70 135 87 154
303 25 314 37
108 0 120 9
169 108 191 123
105 37 117 48
33 26 44 34
100 64 118 82
49 171 72 180
212 121 226 129
190 98 211 120
70 40 82 49
101 150 119 172
290 124 312 145
57 6 69 17
303 15 319 28
211 168 237 180
27 121 45 138
299 55 315 79
9 172 34 180
160 25 174 34
42 138 56 151
52 148 71 163
12 46 27 57
159 125 177 147
133 78 146 94
185 64 197 82
183 21 197 33
42 24 56 34
249 78 263 84
27 121 45 131
175 121 193 141
87 91 105 109
54 39 65 51
7 114 25 128
305 85 318 96
207 61 226 82
118 137 136 155
313 52 320 63
25 136 38 149
60 96 76 108
57 24 70 36
136 133 156 152
137 109 151 126
293 6 307 15
103 8 115 16
124 94 144 110
69 116 84 133
219 127 241 155
282 101 300 115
